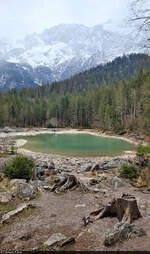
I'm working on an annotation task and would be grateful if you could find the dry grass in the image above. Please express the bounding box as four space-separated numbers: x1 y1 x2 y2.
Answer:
83 171 98 178
140 168 150 186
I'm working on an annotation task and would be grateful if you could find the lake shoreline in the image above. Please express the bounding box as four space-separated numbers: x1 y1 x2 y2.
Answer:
0 127 145 159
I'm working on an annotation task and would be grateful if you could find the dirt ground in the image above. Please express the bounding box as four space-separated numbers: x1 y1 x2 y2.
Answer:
0 184 150 251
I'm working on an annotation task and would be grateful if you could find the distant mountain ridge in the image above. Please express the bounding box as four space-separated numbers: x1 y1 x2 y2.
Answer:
0 23 149 90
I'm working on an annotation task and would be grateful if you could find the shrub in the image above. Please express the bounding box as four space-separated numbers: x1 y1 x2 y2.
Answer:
4 155 34 180
136 144 150 157
119 163 139 180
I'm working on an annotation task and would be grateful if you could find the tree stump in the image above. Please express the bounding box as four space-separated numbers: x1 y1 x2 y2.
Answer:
83 193 141 226
51 175 80 192
115 193 141 223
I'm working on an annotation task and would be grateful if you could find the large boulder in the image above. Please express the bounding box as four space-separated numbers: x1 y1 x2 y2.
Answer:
16 183 38 200
104 222 145 246
10 179 27 186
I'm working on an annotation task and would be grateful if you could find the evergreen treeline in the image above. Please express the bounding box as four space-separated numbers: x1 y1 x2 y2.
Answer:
0 54 150 132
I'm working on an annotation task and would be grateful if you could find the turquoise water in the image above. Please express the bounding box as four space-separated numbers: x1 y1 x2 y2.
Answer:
18 133 136 157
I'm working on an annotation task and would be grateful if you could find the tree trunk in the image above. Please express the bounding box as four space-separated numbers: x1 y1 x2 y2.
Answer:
83 193 141 226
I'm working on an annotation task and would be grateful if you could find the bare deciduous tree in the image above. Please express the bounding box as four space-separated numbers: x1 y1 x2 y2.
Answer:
130 0 150 47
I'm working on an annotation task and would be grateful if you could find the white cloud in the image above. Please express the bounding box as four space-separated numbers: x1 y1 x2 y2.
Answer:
0 0 130 39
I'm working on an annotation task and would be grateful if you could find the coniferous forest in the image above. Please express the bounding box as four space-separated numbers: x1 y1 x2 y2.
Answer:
0 53 150 133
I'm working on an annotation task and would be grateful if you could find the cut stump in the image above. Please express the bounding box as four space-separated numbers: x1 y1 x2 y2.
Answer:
83 193 141 226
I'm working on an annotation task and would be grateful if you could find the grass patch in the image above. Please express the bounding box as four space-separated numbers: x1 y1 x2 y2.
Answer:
0 204 16 213
39 244 49 251
0 153 9 157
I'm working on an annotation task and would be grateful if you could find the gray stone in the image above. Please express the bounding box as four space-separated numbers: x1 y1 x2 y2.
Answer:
44 233 66 247
10 179 27 186
47 162 55 170
83 164 92 172
44 177 53 185
91 163 100 172
110 176 125 188
100 158 130 171
33 166 45 180
3 127 14 133
17 183 38 200
104 222 145 246
89 178 99 185
0 192 12 204
30 180 45 188
98 174 108 181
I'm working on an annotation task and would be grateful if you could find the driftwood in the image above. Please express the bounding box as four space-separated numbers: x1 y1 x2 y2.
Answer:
83 193 141 226
51 175 80 192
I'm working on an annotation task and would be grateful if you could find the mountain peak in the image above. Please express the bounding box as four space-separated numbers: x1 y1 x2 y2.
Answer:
0 23 148 90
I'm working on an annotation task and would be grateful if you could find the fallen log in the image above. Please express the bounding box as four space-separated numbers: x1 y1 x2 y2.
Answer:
83 193 141 226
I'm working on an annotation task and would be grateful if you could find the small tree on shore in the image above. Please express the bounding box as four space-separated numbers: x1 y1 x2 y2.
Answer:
4 155 34 181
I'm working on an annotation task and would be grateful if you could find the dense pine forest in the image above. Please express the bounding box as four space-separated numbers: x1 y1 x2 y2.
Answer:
1 53 150 133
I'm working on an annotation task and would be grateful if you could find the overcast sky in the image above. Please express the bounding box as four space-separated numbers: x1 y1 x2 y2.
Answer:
0 0 130 39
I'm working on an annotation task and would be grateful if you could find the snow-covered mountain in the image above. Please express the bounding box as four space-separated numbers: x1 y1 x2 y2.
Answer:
0 23 148 90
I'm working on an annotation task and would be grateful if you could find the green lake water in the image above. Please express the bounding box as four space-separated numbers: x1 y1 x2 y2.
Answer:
18 133 136 157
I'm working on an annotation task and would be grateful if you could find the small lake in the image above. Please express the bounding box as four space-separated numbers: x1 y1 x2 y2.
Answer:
18 133 136 157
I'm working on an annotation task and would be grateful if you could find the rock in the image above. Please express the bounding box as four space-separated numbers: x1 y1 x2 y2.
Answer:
100 158 130 171
129 225 146 239
51 168 61 175
44 177 53 185
0 192 12 204
75 204 86 208
43 186 52 191
33 166 46 180
3 126 14 133
110 176 125 188
98 174 108 181
47 162 55 170
10 179 27 186
0 157 13 173
44 233 66 247
16 183 38 200
104 222 145 246
91 163 100 172
88 187 100 193
35 160 48 168
30 180 45 189
89 178 99 186
1 203 37 223
83 164 92 172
